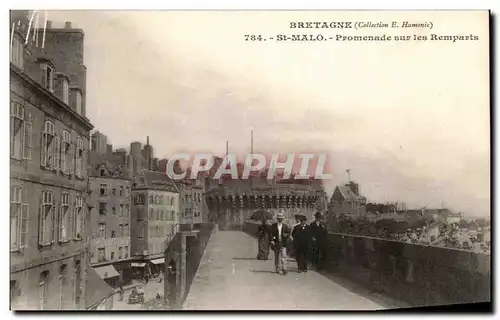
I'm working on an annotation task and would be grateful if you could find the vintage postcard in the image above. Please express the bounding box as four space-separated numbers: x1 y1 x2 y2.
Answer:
9 10 490 311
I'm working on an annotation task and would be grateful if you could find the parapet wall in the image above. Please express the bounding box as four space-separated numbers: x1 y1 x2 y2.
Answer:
243 221 490 306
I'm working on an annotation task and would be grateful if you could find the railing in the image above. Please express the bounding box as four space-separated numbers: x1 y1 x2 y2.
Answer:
243 221 490 307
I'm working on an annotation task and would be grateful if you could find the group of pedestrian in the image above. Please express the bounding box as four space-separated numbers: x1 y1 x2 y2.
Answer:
256 211 328 275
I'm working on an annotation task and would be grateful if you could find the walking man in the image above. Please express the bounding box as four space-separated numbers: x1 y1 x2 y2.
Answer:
292 215 310 273
310 212 328 271
270 212 291 275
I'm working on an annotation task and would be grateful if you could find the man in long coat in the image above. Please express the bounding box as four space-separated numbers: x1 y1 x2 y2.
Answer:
310 212 328 270
292 215 310 272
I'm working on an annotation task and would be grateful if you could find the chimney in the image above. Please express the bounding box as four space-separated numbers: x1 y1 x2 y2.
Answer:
64 21 72 29
46 20 52 29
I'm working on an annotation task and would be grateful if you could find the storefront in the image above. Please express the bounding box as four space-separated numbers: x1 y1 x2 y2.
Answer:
93 265 120 288
149 258 165 277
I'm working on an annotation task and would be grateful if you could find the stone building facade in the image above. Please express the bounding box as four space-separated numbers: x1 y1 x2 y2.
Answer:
130 170 180 275
87 172 132 286
205 182 323 229
178 178 207 225
9 11 94 310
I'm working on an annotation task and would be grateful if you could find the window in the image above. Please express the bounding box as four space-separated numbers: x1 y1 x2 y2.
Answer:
119 204 123 217
98 248 105 262
74 195 83 239
124 224 129 236
60 130 73 175
149 195 154 204
110 252 115 260
10 103 32 160
59 193 71 242
111 230 116 238
10 186 28 250
10 33 24 69
59 265 67 309
149 208 153 220
171 198 175 206
112 206 116 216
124 246 129 258
74 260 81 306
39 271 49 310
119 186 124 196
100 184 107 196
135 194 145 204
155 209 160 221
137 208 144 221
112 188 116 196
75 138 83 178
41 63 54 92
41 121 56 170
98 223 106 238
62 79 69 104
155 195 159 204
10 280 20 309
118 247 122 259
99 202 106 215
125 205 129 217
159 195 164 205
138 225 145 238
39 191 56 245
155 226 159 237
119 224 124 237
75 91 82 115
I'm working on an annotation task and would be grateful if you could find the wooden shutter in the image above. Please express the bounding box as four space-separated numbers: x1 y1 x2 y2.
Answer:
54 136 60 171
51 197 57 243
22 113 32 160
20 204 28 248
38 196 44 246
69 143 74 175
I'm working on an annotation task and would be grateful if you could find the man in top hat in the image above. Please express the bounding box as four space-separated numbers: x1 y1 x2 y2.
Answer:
270 212 291 275
310 212 328 270
292 215 310 273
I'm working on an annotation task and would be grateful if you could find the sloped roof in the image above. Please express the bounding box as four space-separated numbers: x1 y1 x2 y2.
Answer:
336 185 365 202
135 169 180 193
85 267 114 309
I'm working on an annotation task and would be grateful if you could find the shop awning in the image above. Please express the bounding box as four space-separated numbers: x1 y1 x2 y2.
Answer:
150 258 165 265
131 262 146 267
93 265 119 279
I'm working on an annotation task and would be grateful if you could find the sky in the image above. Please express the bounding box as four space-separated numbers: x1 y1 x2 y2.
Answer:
45 10 490 217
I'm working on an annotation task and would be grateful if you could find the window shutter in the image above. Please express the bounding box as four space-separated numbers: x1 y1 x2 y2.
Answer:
38 197 44 246
22 115 32 160
59 203 63 241
54 136 60 171
41 133 47 168
69 144 74 175
20 204 28 248
51 198 57 243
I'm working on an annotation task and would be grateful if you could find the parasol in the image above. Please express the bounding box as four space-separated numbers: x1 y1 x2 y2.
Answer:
250 210 273 221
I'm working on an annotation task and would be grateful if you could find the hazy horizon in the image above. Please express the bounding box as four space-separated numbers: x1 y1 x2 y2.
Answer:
40 10 489 217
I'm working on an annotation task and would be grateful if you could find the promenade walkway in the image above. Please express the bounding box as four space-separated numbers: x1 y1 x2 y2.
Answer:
183 230 389 310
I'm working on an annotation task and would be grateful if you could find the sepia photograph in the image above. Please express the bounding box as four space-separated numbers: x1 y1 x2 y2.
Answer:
8 8 491 311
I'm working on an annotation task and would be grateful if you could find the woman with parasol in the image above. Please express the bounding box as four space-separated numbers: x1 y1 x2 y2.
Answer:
256 216 271 260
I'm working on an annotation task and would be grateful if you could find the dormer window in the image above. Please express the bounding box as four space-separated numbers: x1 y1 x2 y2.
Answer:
40 63 54 92
10 33 24 69
75 91 82 114
62 79 69 104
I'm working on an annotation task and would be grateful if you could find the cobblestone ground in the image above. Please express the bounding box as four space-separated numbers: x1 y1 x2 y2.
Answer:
112 279 166 310
183 231 388 310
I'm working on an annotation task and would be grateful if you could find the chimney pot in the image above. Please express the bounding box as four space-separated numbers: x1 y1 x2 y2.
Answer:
46 20 52 28
65 21 71 29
